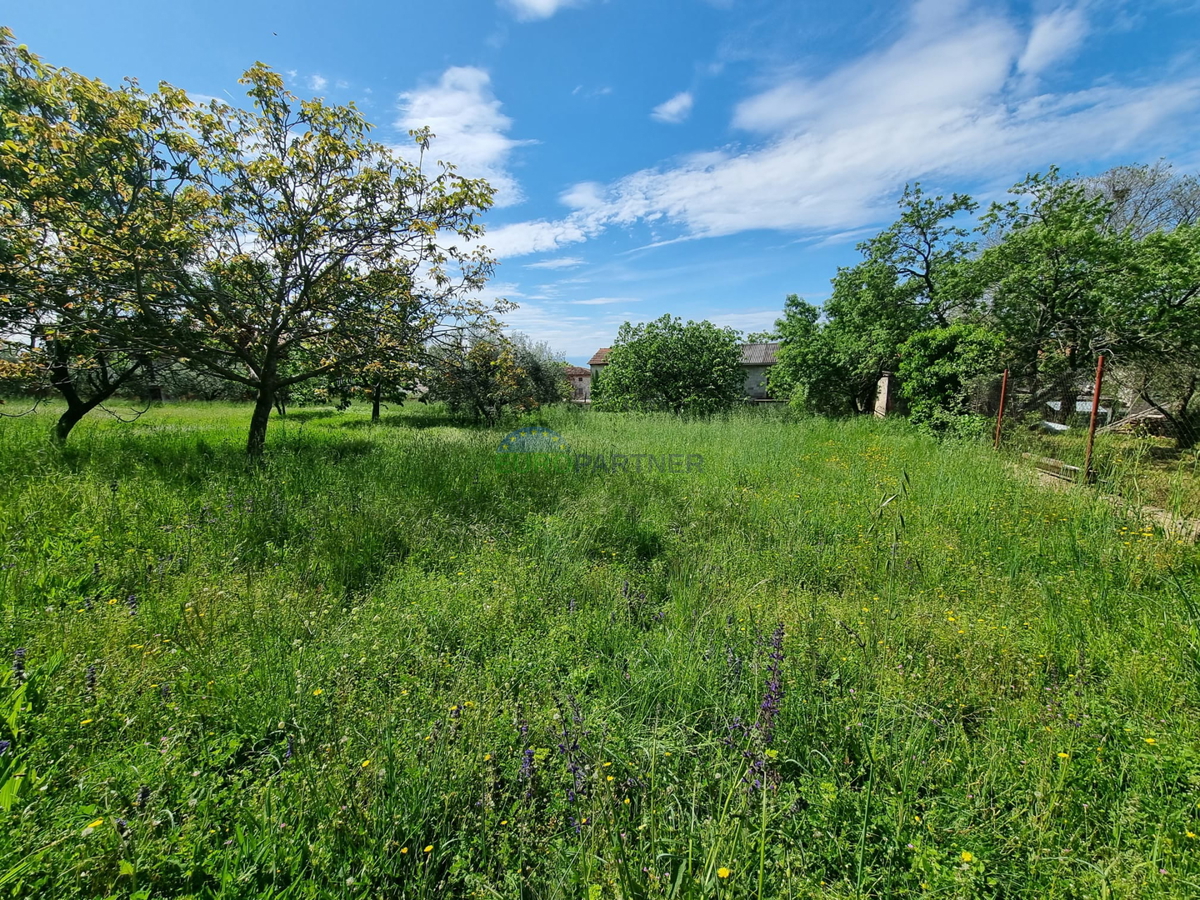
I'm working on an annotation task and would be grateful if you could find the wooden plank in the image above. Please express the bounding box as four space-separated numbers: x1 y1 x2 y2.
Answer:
1021 452 1087 482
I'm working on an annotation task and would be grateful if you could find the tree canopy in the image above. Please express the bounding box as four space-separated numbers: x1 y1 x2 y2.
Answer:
592 314 743 414
0 33 512 453
769 165 1200 442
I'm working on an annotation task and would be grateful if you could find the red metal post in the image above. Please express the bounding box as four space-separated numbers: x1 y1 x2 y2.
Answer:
993 368 1009 450
1083 355 1106 482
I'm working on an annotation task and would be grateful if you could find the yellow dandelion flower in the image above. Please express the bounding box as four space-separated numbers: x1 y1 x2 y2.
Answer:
717 867 731 879
424 845 433 853
400 847 408 854
1145 738 1157 744
312 689 323 696
361 759 371 767
1057 752 1069 759
87 818 104 828
80 719 93 725
961 851 974 863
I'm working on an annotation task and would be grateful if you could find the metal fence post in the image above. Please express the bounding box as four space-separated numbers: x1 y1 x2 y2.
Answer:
993 368 1009 450
1083 355 1106 482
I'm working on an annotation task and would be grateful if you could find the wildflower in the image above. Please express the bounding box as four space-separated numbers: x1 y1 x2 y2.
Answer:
1145 738 1157 745
961 851 974 863
87 818 104 829
81 719 93 725
12 648 25 683
0 741 9 755
424 845 433 853
717 867 731 879
313 689 324 696
361 759 371 768
136 785 150 808
86 664 97 693
1057 752 1069 759
126 594 138 616
400 847 408 854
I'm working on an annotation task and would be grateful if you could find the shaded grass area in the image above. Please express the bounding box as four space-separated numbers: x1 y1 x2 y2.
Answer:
1 402 1199 898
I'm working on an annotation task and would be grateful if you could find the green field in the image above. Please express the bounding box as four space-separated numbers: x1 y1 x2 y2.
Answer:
2 403 1199 898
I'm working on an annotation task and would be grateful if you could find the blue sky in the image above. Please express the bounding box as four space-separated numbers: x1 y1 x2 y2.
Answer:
9 0 1200 363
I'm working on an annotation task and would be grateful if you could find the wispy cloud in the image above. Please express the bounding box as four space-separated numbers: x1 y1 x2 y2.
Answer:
484 0 1200 258
307 74 328 91
501 0 584 21
568 297 642 305
525 256 585 269
397 67 534 207
651 91 695 124
1018 7 1089 76
481 218 597 257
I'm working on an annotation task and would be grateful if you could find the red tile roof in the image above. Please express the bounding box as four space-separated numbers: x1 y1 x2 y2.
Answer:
564 365 591 377
588 348 611 366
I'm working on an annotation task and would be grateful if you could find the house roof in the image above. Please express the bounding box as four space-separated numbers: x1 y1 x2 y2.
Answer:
739 342 779 366
588 348 611 366
564 365 590 377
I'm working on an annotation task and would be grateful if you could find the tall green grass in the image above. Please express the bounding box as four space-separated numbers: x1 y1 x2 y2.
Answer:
1 402 1198 898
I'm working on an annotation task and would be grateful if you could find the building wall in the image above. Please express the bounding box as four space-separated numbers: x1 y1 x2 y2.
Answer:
569 374 591 400
743 365 772 400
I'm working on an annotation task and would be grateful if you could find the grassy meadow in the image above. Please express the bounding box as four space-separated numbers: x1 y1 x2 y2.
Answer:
1 402 1199 898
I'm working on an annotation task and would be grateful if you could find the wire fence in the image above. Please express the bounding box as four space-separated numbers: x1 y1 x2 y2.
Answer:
992 356 1200 522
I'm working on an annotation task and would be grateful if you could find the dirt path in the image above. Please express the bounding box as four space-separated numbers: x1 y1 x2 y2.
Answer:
1013 463 1200 542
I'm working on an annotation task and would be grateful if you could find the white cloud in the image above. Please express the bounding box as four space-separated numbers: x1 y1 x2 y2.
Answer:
569 297 642 305
307 74 327 91
501 0 583 21
398 67 534 207
483 0 1198 257
651 91 695 124
480 218 598 257
477 0 1199 264
525 256 585 269
1018 7 1089 76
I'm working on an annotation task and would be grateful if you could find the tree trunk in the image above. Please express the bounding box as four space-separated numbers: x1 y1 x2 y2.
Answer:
372 382 382 422
247 382 276 458
53 402 89 444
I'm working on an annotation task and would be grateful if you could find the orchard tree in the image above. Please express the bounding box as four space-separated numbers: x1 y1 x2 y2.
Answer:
974 168 1126 419
175 65 503 456
592 314 743 414
767 294 849 414
0 29 199 441
1102 223 1200 446
769 187 979 415
426 330 566 423
1084 161 1200 238
897 323 1006 432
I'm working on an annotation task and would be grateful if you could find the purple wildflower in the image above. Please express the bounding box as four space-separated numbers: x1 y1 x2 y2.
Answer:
12 648 25 683
126 594 138 616
86 664 97 693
